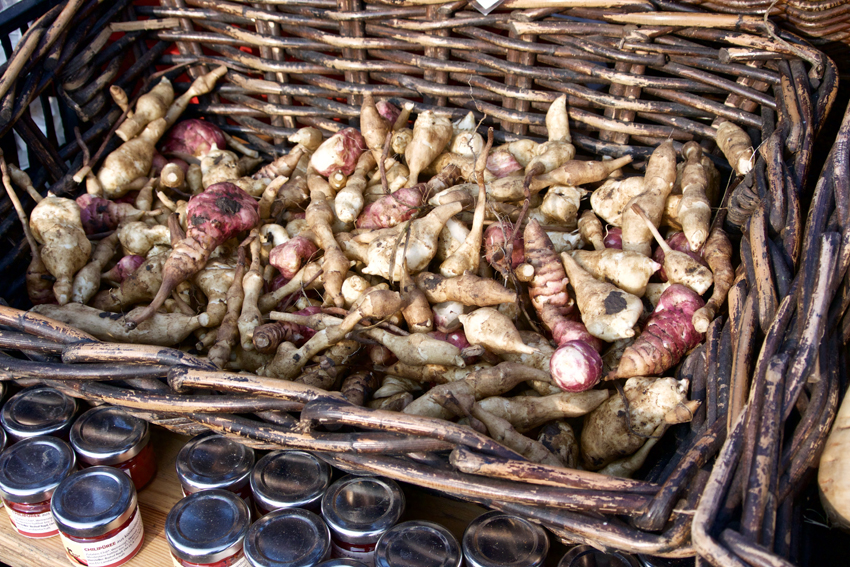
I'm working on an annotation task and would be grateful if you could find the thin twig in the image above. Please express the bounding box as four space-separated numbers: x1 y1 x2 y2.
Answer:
380 131 391 195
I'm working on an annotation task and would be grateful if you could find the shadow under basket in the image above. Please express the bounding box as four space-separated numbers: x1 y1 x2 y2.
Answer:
0 1 848 566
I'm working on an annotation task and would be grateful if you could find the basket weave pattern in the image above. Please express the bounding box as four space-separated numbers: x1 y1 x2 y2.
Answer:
0 1 846 566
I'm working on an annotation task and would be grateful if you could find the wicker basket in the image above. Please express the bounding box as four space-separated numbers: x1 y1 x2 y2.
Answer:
0 1 846 565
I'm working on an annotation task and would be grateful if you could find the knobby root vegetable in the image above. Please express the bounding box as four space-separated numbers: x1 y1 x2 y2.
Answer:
716 121 754 175
458 307 537 356
117 222 170 257
334 151 377 224
295 338 359 389
403 362 550 420
126 182 259 329
432 301 464 332
651 231 705 282
677 142 711 250
310 128 366 178
633 205 713 295
160 163 186 193
644 283 671 309
33 303 209 347
269 236 318 280
620 141 677 256
405 110 453 187
476 388 608 432
436 217 469 261
534 155 633 193
252 317 316 353
610 284 705 379
253 146 305 181
164 66 227 128
590 176 645 226
193 258 236 327
483 221 524 275
258 262 324 313
360 94 392 165
92 253 166 311
110 85 129 112
581 377 690 470
525 95 576 176
76 195 155 235
538 421 579 468
366 327 464 368
570 249 660 297
117 78 174 142
208 246 247 368
269 177 309 222
8 163 42 203
578 210 605 251
305 172 350 308
359 202 463 281
440 129 493 278
486 149 523 179
604 227 622 249
72 233 119 305
97 118 167 198
238 233 263 350
550 340 603 392
537 185 583 228
692 227 734 332
524 220 578 344
561 252 642 342
369 392 413 411
341 371 380 406
414 271 516 307
30 196 92 305
401 269 433 333
450 112 483 158
201 148 246 189
598 423 666 478
374 375 422 399
357 165 460 229
102 255 145 285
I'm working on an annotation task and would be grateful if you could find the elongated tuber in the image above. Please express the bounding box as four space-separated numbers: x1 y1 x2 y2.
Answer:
117 78 174 142
414 271 515 307
691 227 734 332
561 252 642 342
578 210 605 251
126 182 259 329
570 249 660 297
550 340 603 392
477 388 608 432
590 176 645 226
238 233 264 350
405 110 453 187
72 233 119 305
310 128 366 178
610 284 705 379
676 142 711 250
30 196 92 305
716 121 753 175
459 307 537 356
620 141 677 256
97 118 167 198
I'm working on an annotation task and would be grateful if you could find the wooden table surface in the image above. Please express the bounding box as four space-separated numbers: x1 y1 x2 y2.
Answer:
0 426 488 567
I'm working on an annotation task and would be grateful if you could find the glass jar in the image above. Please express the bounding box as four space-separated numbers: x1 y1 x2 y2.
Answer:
316 561 368 567
321 476 404 567
244 508 331 567
462 511 549 567
251 451 330 516
0 436 76 538
51 466 144 567
375 521 461 567
166 489 251 567
0 428 6 509
0 386 77 442
70 406 157 491
176 432 255 506
558 547 642 567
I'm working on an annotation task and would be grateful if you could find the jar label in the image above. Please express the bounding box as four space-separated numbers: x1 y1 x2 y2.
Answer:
331 541 375 567
5 506 58 538
60 507 144 567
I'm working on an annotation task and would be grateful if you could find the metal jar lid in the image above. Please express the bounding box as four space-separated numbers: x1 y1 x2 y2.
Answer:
166 489 251 564
244 508 330 567
51 466 138 538
316 560 368 567
462 511 549 567
176 432 255 492
0 428 6 454
71 406 150 466
0 386 77 441
0 436 76 503
558 546 642 567
321 476 404 545
375 521 462 567
251 451 330 511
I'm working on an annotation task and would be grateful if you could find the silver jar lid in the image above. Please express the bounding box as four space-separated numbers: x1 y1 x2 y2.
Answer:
51 466 138 538
321 476 404 545
251 451 330 511
176 432 255 492
0 427 6 454
71 407 150 466
558 546 642 567
316 560 368 567
0 436 76 503
375 521 461 567
244 508 330 567
463 511 549 567
0 386 77 441
166 489 251 564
